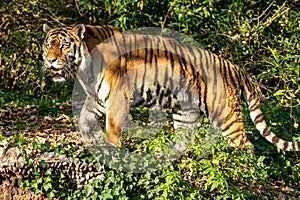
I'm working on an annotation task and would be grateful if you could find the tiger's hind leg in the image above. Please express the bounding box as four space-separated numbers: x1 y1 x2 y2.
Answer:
221 93 252 148
172 103 200 130
170 103 200 152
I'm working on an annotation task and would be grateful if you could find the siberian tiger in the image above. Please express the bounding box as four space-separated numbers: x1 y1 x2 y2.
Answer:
42 24 300 151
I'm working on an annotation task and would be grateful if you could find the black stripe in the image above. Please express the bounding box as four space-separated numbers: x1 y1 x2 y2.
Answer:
173 118 199 124
203 51 209 71
272 136 279 144
221 58 229 87
107 26 118 36
128 32 133 58
168 39 179 73
104 89 111 102
177 57 186 77
185 44 197 77
254 113 264 124
59 32 68 39
262 128 271 137
176 43 187 70
223 129 242 137
154 55 158 83
169 52 175 69
194 49 203 110
143 35 148 65
95 27 106 41
248 93 256 102
211 54 218 105
156 84 161 95
223 60 232 86
86 27 98 39
162 40 169 59
91 108 105 118
222 116 241 132
134 99 146 107
156 36 161 55
227 63 238 89
146 89 152 102
249 99 259 111
185 45 197 70
97 100 105 107
243 75 251 88
217 56 224 77
140 67 146 97
149 38 154 67
203 86 209 116
134 34 138 58
231 66 240 89
283 141 288 149
235 66 242 82
158 90 164 105
194 47 202 71
97 75 105 95
100 27 109 39
73 43 77 56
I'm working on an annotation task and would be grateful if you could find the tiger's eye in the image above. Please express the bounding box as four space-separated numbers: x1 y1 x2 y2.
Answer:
61 43 70 49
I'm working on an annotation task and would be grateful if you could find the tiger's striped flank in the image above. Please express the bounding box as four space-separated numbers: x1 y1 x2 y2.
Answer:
42 24 300 151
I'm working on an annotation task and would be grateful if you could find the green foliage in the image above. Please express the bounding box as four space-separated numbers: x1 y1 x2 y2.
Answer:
20 125 299 199
8 132 29 148
1 0 300 199
21 159 74 198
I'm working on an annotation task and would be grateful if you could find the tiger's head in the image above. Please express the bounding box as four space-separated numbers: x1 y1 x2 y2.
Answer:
42 24 87 82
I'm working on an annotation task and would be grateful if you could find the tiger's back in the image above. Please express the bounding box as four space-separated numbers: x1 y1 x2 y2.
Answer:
42 24 300 151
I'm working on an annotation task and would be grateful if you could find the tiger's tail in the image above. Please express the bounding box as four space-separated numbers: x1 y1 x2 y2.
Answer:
241 72 300 151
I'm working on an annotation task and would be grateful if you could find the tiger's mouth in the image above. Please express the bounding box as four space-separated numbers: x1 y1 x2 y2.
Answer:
51 66 64 75
51 66 67 82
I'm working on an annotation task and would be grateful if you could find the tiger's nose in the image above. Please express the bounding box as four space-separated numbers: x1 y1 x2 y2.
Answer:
47 58 57 64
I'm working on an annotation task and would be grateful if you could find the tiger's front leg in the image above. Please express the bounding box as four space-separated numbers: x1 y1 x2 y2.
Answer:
105 93 130 147
78 97 105 143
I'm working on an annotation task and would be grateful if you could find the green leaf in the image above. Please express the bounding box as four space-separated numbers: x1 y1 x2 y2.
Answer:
273 90 285 96
47 191 55 199
45 168 52 175
210 181 219 192
44 175 52 183
31 181 39 190
42 182 52 191
257 156 266 163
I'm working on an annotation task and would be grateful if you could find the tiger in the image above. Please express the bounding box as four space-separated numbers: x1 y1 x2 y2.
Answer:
42 24 300 151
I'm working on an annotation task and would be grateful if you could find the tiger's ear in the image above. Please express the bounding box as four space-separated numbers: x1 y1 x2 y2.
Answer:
43 24 52 33
72 24 86 39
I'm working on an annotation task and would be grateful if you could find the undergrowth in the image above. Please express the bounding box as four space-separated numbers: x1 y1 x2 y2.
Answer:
1 0 299 199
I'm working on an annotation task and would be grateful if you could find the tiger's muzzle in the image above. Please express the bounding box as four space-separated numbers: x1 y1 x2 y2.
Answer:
44 58 68 82
51 66 67 82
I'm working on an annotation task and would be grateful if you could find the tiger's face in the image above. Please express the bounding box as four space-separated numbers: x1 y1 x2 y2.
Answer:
42 24 86 82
